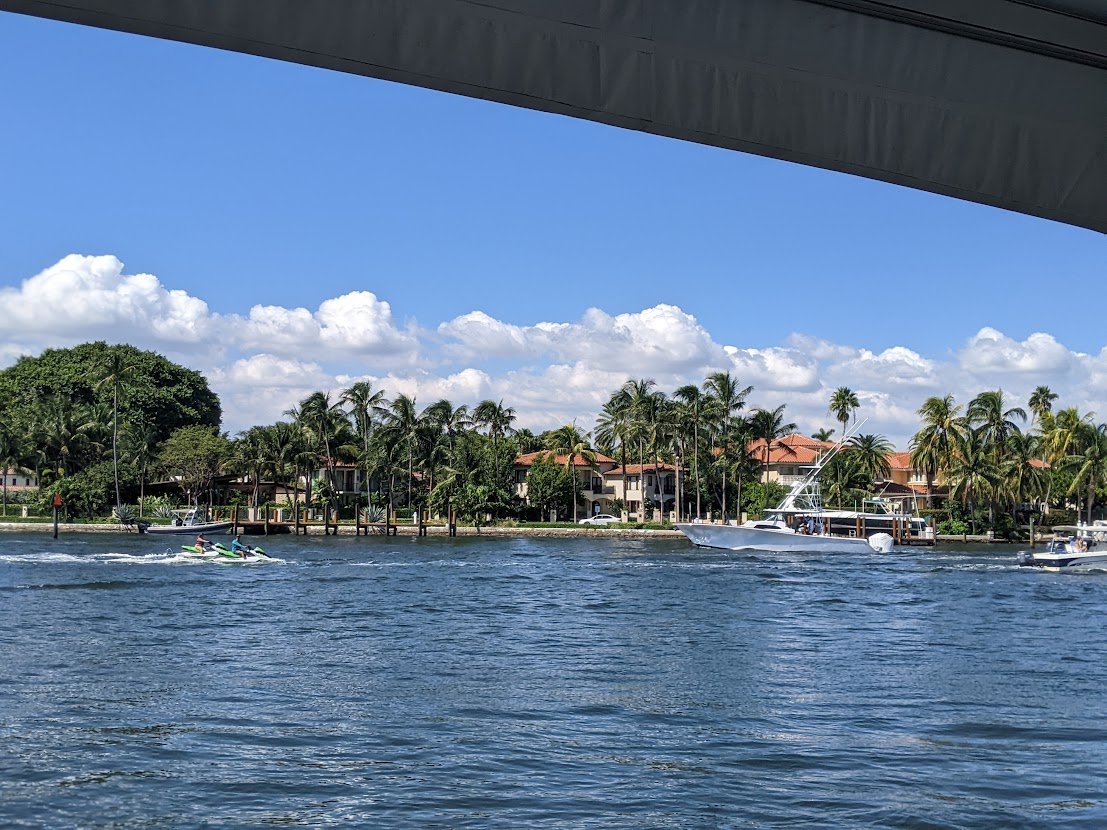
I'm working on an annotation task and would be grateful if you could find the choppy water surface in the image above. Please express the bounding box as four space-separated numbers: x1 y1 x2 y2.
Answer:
1 533 1105 828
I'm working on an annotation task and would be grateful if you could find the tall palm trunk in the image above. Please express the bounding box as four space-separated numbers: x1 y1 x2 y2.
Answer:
693 421 700 519
112 385 121 510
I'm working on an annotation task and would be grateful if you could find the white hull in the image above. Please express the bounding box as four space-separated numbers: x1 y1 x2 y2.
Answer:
676 522 886 553
1018 549 1107 572
144 521 233 535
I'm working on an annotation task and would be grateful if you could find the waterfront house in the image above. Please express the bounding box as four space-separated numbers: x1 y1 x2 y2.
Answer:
512 451 618 517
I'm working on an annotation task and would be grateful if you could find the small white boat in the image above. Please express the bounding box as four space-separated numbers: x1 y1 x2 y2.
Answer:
676 422 930 554
1018 523 1107 572
140 508 233 535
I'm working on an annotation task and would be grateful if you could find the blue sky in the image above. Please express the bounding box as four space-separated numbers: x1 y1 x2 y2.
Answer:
1 11 1104 445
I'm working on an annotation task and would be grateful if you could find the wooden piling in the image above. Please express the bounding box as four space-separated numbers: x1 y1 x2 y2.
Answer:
448 509 457 537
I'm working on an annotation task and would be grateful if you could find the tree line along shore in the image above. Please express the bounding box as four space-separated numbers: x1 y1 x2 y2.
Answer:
0 342 1099 539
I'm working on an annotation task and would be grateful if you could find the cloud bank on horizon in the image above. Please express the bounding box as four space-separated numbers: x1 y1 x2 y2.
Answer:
5 254 1104 448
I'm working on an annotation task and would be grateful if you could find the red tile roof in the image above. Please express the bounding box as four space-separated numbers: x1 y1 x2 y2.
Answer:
886 452 913 470
514 451 617 468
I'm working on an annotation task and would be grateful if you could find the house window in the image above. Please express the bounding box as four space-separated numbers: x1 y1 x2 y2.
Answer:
628 475 640 490
515 470 527 483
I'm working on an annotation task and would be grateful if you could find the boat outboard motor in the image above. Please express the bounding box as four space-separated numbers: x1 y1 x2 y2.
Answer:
867 533 895 553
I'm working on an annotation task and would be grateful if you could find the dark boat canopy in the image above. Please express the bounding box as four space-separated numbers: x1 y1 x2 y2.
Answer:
2 0 1104 232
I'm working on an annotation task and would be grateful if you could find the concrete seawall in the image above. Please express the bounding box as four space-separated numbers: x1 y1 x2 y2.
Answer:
0 522 685 539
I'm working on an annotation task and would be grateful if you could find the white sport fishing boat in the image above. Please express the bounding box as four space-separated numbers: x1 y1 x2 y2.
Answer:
1018 522 1107 572
676 423 933 554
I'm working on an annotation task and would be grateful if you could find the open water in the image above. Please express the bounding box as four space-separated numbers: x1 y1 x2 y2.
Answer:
1 532 1105 828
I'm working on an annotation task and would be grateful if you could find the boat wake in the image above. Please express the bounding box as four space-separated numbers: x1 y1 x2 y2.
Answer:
0 550 283 566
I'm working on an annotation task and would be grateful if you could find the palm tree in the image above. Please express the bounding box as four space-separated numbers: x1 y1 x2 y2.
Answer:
1000 430 1048 521
473 399 516 497
909 394 966 507
1028 385 1058 427
821 452 869 509
638 390 673 521
595 389 634 513
294 392 346 498
812 427 835 442
121 422 159 515
673 384 708 519
846 433 893 485
748 405 797 486
1040 406 1090 466
702 371 752 520
96 350 138 511
945 427 1001 534
968 389 1027 462
1063 422 1107 524
545 423 596 522
829 387 860 439
712 417 756 520
622 378 658 474
37 395 98 481
340 380 386 501
379 394 421 508
267 420 310 518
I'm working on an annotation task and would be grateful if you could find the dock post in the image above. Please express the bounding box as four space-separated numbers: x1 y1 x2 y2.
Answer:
295 502 302 535
264 505 270 536
232 505 239 534
418 509 427 537
855 517 862 538
448 509 457 537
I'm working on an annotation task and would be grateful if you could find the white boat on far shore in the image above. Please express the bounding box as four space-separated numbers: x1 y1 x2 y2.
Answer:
139 508 233 536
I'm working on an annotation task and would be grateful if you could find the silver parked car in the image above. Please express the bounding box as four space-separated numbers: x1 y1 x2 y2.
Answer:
578 514 619 525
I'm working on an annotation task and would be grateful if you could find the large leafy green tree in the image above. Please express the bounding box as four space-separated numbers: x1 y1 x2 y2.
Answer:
525 453 574 520
157 425 230 507
0 342 220 445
